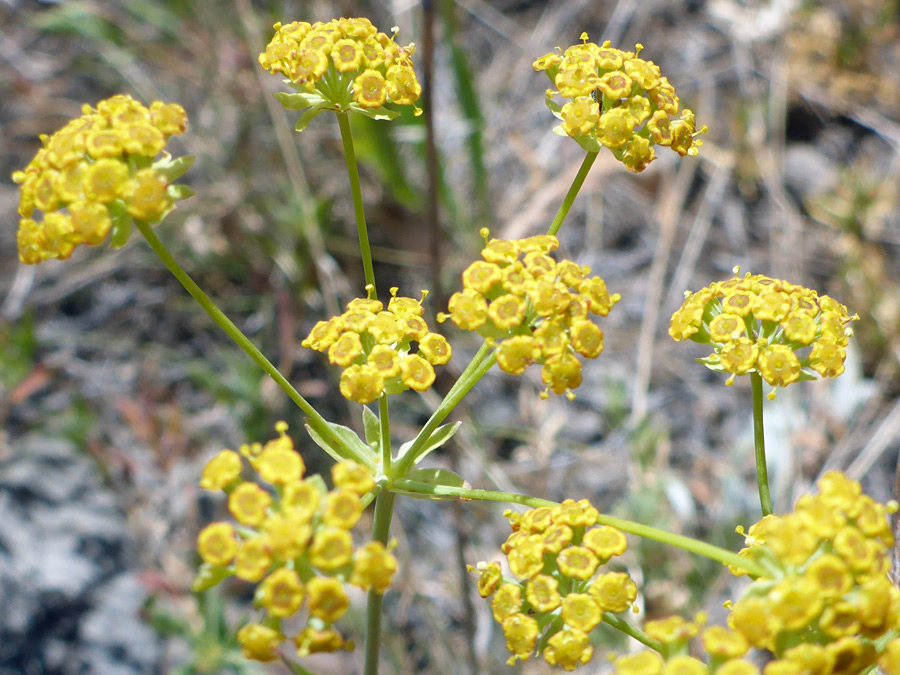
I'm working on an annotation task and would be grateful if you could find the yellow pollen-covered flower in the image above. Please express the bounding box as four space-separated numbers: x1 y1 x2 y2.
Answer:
502 613 539 665
615 650 664 675
237 623 281 662
492 583 522 622
125 168 170 222
322 488 364 529
351 540 398 593
307 576 350 623
526 574 562 612
228 482 272 526
332 461 375 496
260 567 305 618
197 522 238 567
234 536 272 581
544 628 593 670
295 626 346 657
200 449 243 491
561 593 603 632
339 364 384 404
561 96 600 137
556 545 599 580
400 354 435 392
308 526 354 571
582 525 627 559
264 511 313 560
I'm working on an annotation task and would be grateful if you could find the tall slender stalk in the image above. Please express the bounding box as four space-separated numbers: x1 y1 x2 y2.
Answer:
547 151 598 236
364 490 396 675
132 220 352 456
389 479 767 577
751 372 773 516
336 111 378 297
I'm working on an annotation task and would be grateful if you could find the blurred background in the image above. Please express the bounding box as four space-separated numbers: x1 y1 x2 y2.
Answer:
2 0 900 673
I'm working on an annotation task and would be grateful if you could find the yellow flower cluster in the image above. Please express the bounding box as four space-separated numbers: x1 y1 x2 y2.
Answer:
12 94 189 265
670 270 857 397
611 473 900 675
302 289 451 404
259 17 421 113
723 471 898 673
195 423 397 662
470 500 635 670
439 230 619 399
533 34 705 172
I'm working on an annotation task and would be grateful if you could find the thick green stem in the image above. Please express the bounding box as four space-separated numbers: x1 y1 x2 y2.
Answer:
392 344 496 476
601 613 663 652
751 372 773 516
336 111 377 297
133 220 343 450
378 394 391 474
389 479 766 577
547 151 598 236
364 490 396 675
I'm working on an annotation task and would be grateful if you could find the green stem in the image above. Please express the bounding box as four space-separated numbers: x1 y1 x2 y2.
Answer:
132 221 349 457
389 479 766 576
364 490 396 675
601 613 663 652
547 151 598 236
751 372 773 516
392 344 496 477
336 111 377 297
378 394 391 474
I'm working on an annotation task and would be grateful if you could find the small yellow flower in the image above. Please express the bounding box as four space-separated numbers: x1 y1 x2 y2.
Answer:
351 541 398 592
502 613 539 665
525 574 562 612
701 626 749 660
197 522 238 567
125 168 170 222
295 626 346 657
200 449 243 491
582 525 627 559
354 69 388 108
544 627 593 670
588 571 636 612
615 650 664 675
400 354 435 392
332 461 375 496
307 576 350 623
282 479 321 521
234 536 272 582
264 511 313 560
417 333 452 365
228 482 272 526
556 545 599 580
260 567 305 617
339 363 385 404
308 526 354 571
561 593 603 632
237 623 281 662
322 488 364 529
492 583 522 622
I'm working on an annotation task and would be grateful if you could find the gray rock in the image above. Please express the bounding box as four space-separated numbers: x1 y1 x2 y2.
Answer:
0 436 162 674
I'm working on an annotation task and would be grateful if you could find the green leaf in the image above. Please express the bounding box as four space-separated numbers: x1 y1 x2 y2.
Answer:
274 90 327 110
152 153 195 182
305 420 375 469
108 201 132 249
398 421 461 465
545 97 563 116
191 563 233 593
362 406 380 450
295 104 327 132
572 133 602 153
167 184 196 201
349 104 400 122
407 467 469 490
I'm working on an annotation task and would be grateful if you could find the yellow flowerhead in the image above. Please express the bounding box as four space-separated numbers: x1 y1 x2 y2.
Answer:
13 94 190 264
670 270 857 396
305 292 450 403
534 35 705 171
260 18 422 122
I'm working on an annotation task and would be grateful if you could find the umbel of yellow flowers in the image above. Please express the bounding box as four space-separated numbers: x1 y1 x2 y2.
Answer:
534 33 706 172
12 94 191 264
440 230 620 399
196 423 397 662
259 17 422 120
302 288 451 404
670 269 857 397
